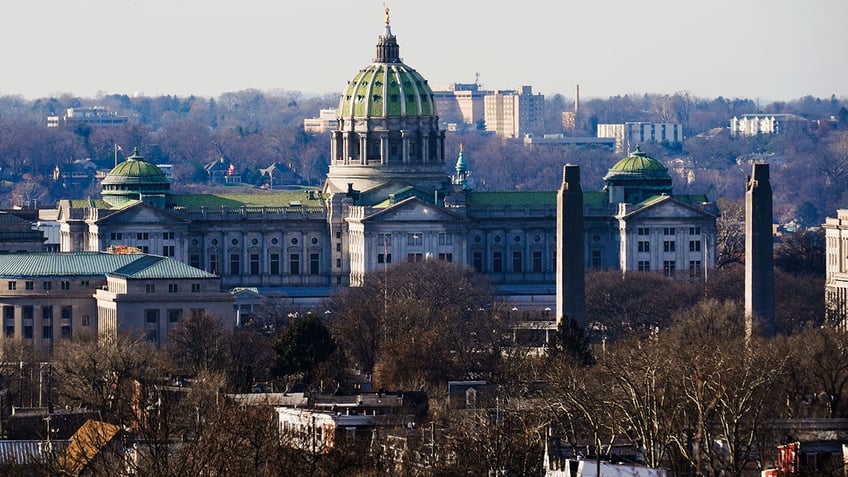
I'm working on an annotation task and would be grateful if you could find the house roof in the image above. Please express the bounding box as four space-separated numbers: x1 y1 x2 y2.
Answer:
59 420 122 476
0 440 70 465
0 252 215 279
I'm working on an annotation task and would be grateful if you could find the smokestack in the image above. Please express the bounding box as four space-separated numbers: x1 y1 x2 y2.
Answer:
574 84 580 114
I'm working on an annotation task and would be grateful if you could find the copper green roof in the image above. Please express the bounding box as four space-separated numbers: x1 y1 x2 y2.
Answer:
338 23 435 119
168 191 324 208
465 190 611 208
70 199 109 208
0 252 215 279
339 64 435 118
102 149 169 186
466 191 556 206
604 146 671 181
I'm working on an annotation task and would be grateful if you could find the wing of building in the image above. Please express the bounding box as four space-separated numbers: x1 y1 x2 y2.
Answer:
0 252 231 354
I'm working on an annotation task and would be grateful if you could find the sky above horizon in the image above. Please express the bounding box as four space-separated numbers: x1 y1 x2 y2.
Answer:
2 0 845 102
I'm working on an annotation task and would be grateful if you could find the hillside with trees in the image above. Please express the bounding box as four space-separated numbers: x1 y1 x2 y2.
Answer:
0 91 845 226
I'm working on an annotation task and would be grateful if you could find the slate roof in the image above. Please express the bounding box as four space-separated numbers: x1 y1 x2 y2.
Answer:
0 252 215 279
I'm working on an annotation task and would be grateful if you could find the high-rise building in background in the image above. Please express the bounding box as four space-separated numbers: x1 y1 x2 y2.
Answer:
484 86 545 138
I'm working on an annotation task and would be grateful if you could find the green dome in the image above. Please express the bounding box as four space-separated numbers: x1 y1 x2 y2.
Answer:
604 146 671 181
101 148 170 208
103 149 168 186
339 64 435 118
337 23 435 119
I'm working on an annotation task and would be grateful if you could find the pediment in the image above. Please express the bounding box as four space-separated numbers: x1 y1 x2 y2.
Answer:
95 202 190 225
622 196 718 220
358 197 466 223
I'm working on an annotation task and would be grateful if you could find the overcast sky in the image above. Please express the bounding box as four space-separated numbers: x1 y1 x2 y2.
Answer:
2 0 845 102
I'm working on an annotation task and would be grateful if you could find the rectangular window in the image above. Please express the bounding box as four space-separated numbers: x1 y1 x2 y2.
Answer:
191 283 201 292
141 246 149 254
512 251 522 272
146 283 155 293
638 260 650 271
270 253 280 274
407 233 423 246
638 241 650 253
336 258 342 268
532 251 543 273
290 254 300 274
82 314 91 326
378 233 392 246
689 227 701 235
210 254 220 275
689 240 701 252
689 260 702 278
378 253 393 264
136 232 149 240
230 254 240 274
145 309 159 324
250 254 260 275
42 305 53 340
168 283 178 293
663 260 676 277
438 253 453 262
493 251 503 273
162 245 175 257
637 227 650 236
663 227 675 236
61 324 71 338
335 231 342 239
473 251 483 272
310 253 320 274
663 241 676 252
591 250 602 270
168 309 182 324
7 281 15 290
22 305 33 321
43 281 52 291
61 306 72 321
110 232 123 241
24 326 33 339
3 306 14 337
164 232 175 240
438 233 453 245
407 253 423 263
61 280 70 290
80 280 90 287
190 254 200 268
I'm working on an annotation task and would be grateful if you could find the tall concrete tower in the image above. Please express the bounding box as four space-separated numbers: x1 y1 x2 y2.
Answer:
745 162 776 338
556 164 585 326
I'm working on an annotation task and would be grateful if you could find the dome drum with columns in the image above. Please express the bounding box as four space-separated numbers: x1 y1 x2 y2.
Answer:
326 11 446 194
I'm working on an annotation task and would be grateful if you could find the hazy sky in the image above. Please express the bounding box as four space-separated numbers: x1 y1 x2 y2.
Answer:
2 0 845 102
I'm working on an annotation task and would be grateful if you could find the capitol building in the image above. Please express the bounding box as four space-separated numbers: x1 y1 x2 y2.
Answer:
29 14 720 342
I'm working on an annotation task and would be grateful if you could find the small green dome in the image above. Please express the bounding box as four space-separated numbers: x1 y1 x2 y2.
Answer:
604 146 671 181
337 22 435 119
103 148 168 186
101 148 170 208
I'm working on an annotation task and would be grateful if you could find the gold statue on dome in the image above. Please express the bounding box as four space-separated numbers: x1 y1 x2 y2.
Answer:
384 5 391 25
